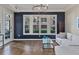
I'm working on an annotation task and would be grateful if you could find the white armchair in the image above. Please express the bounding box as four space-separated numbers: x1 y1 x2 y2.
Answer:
56 33 72 46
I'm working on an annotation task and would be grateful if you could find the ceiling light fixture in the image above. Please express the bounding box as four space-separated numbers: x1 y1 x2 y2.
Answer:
32 4 48 11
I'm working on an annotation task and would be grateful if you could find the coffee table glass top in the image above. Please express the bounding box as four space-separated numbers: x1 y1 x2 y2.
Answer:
42 36 53 48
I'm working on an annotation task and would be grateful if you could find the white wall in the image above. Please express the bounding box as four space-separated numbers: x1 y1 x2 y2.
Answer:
65 5 79 35
0 5 14 45
0 6 3 33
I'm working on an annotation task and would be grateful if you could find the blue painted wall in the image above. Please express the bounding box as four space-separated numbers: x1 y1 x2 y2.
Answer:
14 12 65 39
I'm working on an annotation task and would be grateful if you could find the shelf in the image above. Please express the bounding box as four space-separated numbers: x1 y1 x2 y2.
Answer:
51 25 55 27
23 15 57 35
33 29 39 33
33 23 39 25
23 33 56 35
41 28 47 30
41 30 47 33
41 23 47 25
25 24 29 25
51 30 55 33
43 39 53 44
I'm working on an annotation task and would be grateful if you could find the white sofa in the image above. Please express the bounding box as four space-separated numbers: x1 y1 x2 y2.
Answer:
56 33 79 46
55 33 79 55
55 46 79 55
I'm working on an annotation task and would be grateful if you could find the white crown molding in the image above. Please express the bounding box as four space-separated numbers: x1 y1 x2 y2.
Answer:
0 4 77 12
14 9 65 12
65 4 76 12
8 4 68 12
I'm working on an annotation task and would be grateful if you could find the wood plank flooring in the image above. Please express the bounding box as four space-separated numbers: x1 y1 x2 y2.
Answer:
0 40 58 55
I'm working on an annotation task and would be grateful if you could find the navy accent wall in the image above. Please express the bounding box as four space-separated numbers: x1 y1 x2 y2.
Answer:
14 12 65 39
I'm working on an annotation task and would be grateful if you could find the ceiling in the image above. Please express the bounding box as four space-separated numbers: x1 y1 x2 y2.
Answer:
2 4 75 12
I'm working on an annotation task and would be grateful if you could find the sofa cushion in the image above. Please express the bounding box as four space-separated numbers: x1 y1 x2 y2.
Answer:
56 38 70 46
67 33 72 41
57 32 66 39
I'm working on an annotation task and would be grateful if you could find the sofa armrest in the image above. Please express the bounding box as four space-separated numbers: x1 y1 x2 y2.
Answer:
56 38 71 46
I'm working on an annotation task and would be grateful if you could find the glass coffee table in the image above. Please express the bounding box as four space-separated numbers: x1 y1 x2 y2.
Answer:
42 39 54 48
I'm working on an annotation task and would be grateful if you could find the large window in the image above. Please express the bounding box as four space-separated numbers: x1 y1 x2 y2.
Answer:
23 15 57 35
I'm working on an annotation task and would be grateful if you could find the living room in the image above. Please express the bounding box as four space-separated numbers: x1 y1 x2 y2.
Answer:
0 4 79 55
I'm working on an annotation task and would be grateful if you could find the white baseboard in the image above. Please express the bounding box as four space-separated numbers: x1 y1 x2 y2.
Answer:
13 39 56 41
0 39 13 48
14 39 42 40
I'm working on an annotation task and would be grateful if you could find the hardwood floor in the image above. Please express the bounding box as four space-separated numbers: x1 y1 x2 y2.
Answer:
0 40 58 55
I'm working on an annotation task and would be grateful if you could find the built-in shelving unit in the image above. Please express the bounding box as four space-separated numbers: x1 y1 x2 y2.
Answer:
23 15 57 35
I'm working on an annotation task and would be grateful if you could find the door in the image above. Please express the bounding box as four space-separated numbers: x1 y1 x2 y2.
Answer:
4 15 11 44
